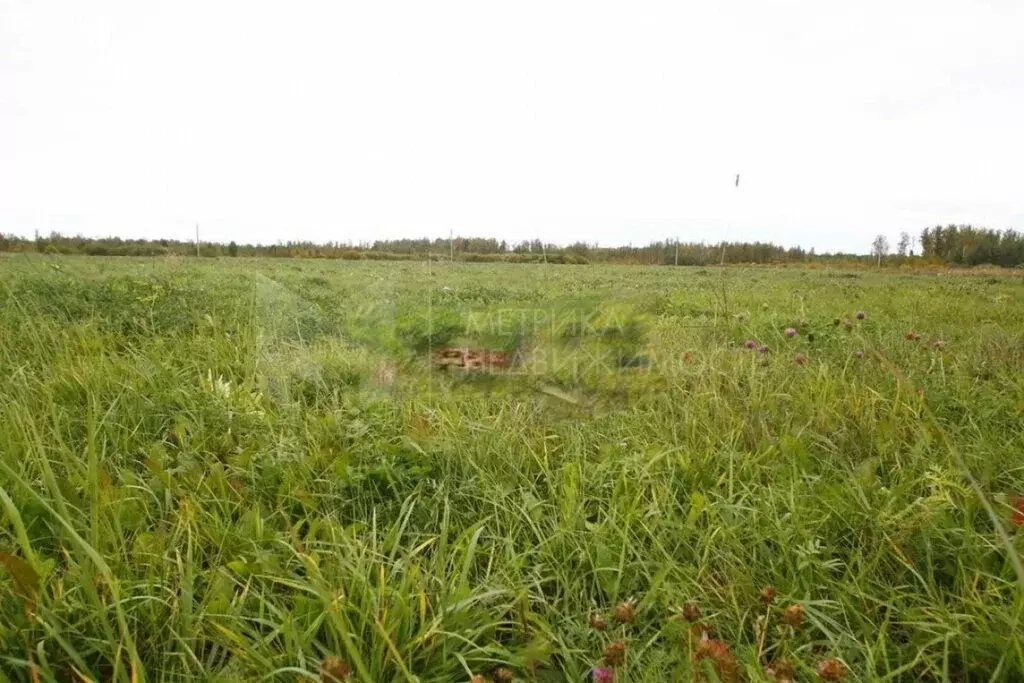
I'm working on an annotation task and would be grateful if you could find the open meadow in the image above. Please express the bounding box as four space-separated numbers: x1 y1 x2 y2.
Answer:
1 255 1023 682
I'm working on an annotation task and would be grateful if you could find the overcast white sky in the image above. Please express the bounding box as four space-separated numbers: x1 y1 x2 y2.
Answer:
2 1 1022 253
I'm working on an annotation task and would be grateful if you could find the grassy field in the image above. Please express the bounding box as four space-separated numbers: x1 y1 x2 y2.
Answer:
1 255 1023 682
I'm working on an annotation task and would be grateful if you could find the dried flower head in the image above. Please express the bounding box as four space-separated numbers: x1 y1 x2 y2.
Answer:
745 339 757 349
856 311 866 320
470 676 488 683
832 318 841 326
690 622 712 638
592 666 615 683
320 656 351 682
794 352 807 365
760 585 777 603
933 340 947 349
766 659 795 683
781 603 805 628
1011 495 1024 527
681 601 701 622
603 640 627 667
816 658 847 681
589 612 607 631
693 635 741 682
613 598 636 623
492 667 515 683
843 320 853 331
759 344 770 354
854 350 864 358
785 327 797 337
905 330 921 341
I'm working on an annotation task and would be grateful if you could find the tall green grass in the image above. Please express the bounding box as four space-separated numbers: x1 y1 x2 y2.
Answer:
1 255 1023 681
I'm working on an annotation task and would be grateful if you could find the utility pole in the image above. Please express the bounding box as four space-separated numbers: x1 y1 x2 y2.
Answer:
195 223 200 257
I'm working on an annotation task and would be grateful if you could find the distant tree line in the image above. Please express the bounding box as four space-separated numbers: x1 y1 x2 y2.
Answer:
0 225 1021 267
918 225 1024 267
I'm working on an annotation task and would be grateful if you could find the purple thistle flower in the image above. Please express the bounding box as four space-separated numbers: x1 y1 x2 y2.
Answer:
758 344 770 354
856 311 866 320
854 350 864 358
593 666 615 682
785 327 797 337
744 339 757 349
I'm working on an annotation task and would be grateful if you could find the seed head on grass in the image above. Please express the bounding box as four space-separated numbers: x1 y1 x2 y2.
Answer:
681 601 701 622
933 340 947 349
320 656 351 681
781 603 805 628
613 597 636 623
603 640 627 666
693 635 741 682
905 330 921 341
690 622 712 638
1011 495 1024 526
766 659 795 683
816 658 847 681
760 585 777 603
589 612 607 631
492 667 515 683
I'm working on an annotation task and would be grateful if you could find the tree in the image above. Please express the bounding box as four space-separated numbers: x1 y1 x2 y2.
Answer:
897 232 910 257
228 241 239 257
871 235 889 266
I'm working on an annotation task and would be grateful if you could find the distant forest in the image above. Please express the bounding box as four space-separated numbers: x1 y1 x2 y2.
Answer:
1 225 1022 267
